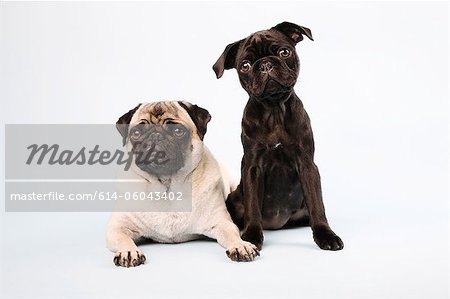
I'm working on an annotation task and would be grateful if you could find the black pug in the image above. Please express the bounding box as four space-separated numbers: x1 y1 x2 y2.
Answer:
213 22 343 251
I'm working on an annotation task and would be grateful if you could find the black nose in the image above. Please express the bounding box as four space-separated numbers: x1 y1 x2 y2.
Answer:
260 61 273 73
149 132 164 143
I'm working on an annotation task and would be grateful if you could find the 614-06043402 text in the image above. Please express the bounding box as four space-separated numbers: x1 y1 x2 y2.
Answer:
9 191 185 201
5 125 193 212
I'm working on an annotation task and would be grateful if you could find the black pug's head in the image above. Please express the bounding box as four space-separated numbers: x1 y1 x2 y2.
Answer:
116 101 211 177
213 22 313 103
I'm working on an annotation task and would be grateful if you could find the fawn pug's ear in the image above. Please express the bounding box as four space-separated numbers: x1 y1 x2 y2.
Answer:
178 101 211 141
116 104 142 146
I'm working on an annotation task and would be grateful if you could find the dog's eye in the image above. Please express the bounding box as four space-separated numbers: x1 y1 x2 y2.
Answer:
130 129 141 140
240 60 252 73
278 48 291 58
173 126 186 138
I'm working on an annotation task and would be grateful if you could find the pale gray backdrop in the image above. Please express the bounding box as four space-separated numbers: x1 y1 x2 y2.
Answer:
0 1 448 299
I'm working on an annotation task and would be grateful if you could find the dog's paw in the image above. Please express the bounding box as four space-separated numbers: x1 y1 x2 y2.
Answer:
241 226 264 250
226 241 260 262
313 226 344 251
113 250 146 267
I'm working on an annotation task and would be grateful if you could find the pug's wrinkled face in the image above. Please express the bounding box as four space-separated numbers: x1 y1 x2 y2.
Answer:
116 101 211 178
213 22 313 104
235 30 299 101
129 121 191 176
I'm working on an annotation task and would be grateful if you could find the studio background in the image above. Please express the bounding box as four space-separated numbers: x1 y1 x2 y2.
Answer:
0 1 448 299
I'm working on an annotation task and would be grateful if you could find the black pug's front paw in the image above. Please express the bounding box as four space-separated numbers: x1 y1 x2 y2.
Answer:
313 226 344 251
241 225 264 250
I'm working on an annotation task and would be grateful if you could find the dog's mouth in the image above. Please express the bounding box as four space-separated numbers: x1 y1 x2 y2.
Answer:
134 146 186 176
264 78 283 90
132 140 188 177
137 161 184 177
253 77 293 101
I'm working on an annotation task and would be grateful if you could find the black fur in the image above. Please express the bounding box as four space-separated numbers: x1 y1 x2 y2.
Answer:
214 22 343 251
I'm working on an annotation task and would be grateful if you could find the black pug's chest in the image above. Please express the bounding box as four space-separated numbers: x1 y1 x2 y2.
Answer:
254 142 305 229
243 106 306 229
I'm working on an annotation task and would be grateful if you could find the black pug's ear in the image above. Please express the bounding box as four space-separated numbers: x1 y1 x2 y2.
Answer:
116 103 141 146
212 39 244 79
178 101 211 141
272 22 313 44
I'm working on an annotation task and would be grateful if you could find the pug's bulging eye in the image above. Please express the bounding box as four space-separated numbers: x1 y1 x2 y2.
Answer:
278 48 291 58
173 126 187 138
240 60 252 73
131 129 141 140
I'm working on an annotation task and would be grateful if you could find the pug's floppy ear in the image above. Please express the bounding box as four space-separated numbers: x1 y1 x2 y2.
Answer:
213 39 244 79
272 21 313 44
116 103 142 146
178 101 211 141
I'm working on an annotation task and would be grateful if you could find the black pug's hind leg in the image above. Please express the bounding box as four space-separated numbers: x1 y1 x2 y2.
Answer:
226 184 245 230
285 211 310 228
285 200 311 228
